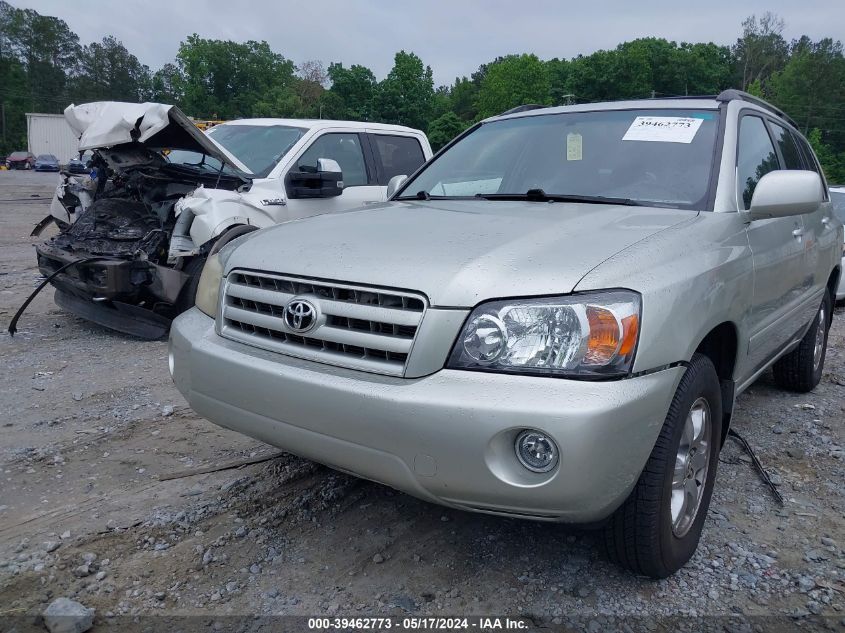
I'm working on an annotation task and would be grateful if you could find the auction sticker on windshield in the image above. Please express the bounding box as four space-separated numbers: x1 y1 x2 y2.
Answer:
622 116 703 143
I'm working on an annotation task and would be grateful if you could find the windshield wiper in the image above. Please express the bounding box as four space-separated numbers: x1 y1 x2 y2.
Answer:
395 190 455 201
476 189 643 206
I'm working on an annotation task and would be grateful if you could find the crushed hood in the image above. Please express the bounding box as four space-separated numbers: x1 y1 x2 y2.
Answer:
64 102 250 173
224 200 698 307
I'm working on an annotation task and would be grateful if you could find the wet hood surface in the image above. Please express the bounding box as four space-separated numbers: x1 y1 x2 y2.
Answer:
225 199 698 307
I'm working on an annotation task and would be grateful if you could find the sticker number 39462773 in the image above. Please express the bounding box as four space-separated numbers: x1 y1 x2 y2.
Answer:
622 116 704 144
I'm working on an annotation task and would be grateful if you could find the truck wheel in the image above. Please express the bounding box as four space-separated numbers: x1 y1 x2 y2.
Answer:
172 255 208 315
603 353 722 578
172 225 259 315
772 291 832 393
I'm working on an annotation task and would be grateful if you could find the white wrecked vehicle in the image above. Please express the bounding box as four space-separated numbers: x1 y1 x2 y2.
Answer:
34 102 432 338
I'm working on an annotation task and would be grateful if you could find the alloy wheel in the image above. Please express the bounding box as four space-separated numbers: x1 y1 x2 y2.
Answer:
671 397 711 537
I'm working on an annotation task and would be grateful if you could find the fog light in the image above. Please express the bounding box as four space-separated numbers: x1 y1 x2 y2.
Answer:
168 351 175 377
515 430 558 473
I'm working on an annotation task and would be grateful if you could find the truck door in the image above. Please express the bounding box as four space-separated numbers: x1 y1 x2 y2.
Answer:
284 131 383 220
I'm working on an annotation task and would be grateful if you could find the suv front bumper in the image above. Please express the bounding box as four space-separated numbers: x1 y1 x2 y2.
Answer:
170 308 684 523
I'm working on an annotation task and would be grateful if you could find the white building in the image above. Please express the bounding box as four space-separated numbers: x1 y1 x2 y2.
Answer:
26 113 80 163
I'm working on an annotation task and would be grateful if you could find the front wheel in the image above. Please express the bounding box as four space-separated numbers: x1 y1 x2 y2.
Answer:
604 353 722 578
172 255 207 316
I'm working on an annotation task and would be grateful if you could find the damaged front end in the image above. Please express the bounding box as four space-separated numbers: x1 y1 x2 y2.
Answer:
32 102 251 339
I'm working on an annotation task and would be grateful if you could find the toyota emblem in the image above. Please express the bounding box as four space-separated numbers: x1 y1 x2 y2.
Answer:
284 299 317 333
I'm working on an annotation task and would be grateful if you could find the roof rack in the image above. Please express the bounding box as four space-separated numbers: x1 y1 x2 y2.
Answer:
716 89 798 128
646 95 718 101
498 104 547 116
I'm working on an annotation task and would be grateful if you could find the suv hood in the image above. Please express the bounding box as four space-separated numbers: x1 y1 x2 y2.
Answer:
64 101 250 174
225 200 698 307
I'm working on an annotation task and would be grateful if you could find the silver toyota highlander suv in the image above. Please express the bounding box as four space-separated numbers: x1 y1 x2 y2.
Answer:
169 91 842 577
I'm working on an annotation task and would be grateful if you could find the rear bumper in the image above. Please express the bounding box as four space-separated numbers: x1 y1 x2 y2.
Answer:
170 308 685 523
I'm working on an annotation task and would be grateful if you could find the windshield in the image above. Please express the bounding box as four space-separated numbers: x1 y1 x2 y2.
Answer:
401 109 721 209
36 154 56 161
164 149 235 175
831 190 845 223
206 124 306 178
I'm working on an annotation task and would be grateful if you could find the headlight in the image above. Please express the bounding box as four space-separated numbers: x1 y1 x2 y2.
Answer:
447 290 640 378
194 253 223 318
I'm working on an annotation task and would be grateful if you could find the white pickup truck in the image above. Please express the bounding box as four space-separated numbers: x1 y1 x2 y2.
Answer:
33 102 432 338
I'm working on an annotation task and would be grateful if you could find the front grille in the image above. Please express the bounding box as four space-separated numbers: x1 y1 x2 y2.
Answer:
219 271 427 376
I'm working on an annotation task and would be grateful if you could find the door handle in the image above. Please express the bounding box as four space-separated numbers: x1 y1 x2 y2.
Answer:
821 216 831 228
792 228 804 238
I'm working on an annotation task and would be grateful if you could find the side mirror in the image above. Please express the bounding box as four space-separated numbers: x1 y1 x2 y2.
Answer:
286 157 344 199
747 170 823 220
386 174 407 199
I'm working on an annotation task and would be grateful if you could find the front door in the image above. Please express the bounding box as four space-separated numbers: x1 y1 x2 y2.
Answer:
284 132 383 221
739 114 808 372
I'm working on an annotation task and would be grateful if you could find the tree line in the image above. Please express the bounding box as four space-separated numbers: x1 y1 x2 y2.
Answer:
1 3 844 182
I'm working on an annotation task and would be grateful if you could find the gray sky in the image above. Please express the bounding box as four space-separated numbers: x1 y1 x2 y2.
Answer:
16 0 845 85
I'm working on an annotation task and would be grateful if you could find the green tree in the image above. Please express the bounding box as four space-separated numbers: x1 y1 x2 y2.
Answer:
372 51 434 129
676 42 733 95
327 62 376 120
0 55 28 153
768 38 845 142
177 35 296 118
732 12 789 92
475 54 551 118
150 63 184 105
2 2 79 112
292 59 328 117
70 36 151 103
808 128 845 184
449 76 479 121
427 111 467 151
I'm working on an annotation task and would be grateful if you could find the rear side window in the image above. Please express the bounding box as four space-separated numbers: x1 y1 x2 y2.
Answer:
794 133 823 176
371 135 426 184
769 123 803 170
297 133 369 187
785 129 829 200
737 116 780 210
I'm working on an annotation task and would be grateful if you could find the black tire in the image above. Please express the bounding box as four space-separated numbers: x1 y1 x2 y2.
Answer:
604 353 722 578
772 291 832 393
172 225 258 316
172 255 207 315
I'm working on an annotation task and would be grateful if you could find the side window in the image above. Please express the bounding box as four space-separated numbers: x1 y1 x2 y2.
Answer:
736 116 780 210
296 133 368 187
769 123 804 170
371 135 426 184
794 133 822 175
789 131 830 200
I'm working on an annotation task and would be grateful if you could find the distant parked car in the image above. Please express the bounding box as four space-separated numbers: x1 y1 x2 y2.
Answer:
830 185 845 301
7 151 35 169
34 154 60 172
66 152 92 174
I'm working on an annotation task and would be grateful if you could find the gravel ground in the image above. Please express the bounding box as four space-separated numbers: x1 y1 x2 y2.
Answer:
1 170 844 630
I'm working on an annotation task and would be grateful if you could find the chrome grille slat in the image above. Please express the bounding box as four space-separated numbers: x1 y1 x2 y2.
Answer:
226 283 421 327
219 271 427 377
